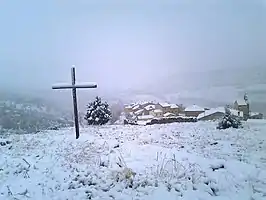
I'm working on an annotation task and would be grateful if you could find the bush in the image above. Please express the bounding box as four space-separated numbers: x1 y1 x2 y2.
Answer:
84 96 111 125
217 107 242 129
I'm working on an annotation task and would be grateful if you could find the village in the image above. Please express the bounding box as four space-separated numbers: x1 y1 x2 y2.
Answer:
123 94 264 125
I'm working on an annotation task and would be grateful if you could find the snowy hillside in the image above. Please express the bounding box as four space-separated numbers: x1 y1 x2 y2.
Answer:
0 94 73 133
0 120 266 199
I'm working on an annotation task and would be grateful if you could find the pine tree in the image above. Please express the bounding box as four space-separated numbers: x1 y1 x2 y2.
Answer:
84 96 111 125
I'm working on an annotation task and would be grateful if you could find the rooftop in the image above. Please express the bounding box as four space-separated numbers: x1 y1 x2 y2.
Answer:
132 105 140 111
235 99 248 106
185 105 205 112
144 104 156 111
159 102 171 107
138 115 154 120
153 109 163 113
164 112 176 117
170 104 179 109
197 107 225 119
135 109 144 115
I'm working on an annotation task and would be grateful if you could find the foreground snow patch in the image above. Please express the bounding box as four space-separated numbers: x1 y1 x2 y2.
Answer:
0 121 266 200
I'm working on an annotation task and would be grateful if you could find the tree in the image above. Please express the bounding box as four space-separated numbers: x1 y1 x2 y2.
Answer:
217 106 242 130
84 96 111 125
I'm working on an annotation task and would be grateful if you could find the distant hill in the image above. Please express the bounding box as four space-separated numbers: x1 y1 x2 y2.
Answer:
0 91 73 133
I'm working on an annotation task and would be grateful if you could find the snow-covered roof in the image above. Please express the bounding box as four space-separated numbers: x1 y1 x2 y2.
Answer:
132 105 140 111
235 99 247 106
138 115 154 120
159 102 171 107
197 107 225 119
144 104 155 111
140 101 151 106
170 104 179 109
135 109 144 115
125 105 132 109
153 109 163 113
250 112 262 117
164 112 176 117
185 105 205 112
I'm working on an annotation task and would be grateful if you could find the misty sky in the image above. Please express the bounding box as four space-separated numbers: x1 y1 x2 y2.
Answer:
0 0 266 92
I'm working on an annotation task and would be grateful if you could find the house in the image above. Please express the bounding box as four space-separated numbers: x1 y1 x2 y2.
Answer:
198 107 244 121
156 103 171 114
234 99 249 120
169 104 179 115
230 108 244 119
163 112 176 118
197 107 225 121
143 104 156 115
151 109 163 118
184 105 205 117
134 109 144 116
140 102 154 108
250 112 263 119
124 105 133 113
137 115 154 121
132 104 141 112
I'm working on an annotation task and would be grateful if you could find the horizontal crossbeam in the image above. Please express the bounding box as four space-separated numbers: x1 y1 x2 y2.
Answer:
52 83 97 90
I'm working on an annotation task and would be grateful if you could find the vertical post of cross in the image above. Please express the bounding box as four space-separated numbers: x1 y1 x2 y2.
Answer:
71 66 80 139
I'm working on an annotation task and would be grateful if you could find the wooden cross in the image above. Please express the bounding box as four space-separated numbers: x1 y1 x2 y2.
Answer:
52 66 97 139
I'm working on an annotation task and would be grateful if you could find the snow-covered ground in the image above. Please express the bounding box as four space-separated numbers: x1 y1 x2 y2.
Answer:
0 120 266 200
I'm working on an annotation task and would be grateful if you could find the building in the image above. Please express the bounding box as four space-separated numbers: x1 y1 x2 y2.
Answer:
230 108 244 119
169 104 179 115
137 115 154 121
198 107 244 121
156 103 171 114
250 112 263 119
124 105 133 113
143 104 156 115
185 105 205 117
163 112 176 118
132 104 141 112
134 109 144 116
234 99 249 121
151 109 163 118
197 107 225 121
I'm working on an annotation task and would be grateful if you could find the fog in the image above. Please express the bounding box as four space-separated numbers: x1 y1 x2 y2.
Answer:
0 1 266 104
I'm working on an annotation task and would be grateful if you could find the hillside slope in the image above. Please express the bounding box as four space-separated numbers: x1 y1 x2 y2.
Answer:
0 91 73 133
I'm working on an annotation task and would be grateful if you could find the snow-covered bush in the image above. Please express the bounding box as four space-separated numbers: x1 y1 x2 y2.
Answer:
84 96 111 125
217 107 242 130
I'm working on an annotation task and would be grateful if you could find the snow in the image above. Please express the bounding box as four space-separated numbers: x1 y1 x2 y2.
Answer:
170 104 179 109
132 105 140 111
159 103 171 107
250 112 262 117
1 121 266 200
163 112 176 117
185 104 205 112
198 107 225 120
153 109 163 113
135 109 144 116
52 82 97 89
138 115 154 120
125 105 132 109
235 99 247 106
144 105 155 111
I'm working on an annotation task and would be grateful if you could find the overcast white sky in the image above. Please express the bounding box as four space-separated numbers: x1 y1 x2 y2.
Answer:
0 0 266 92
